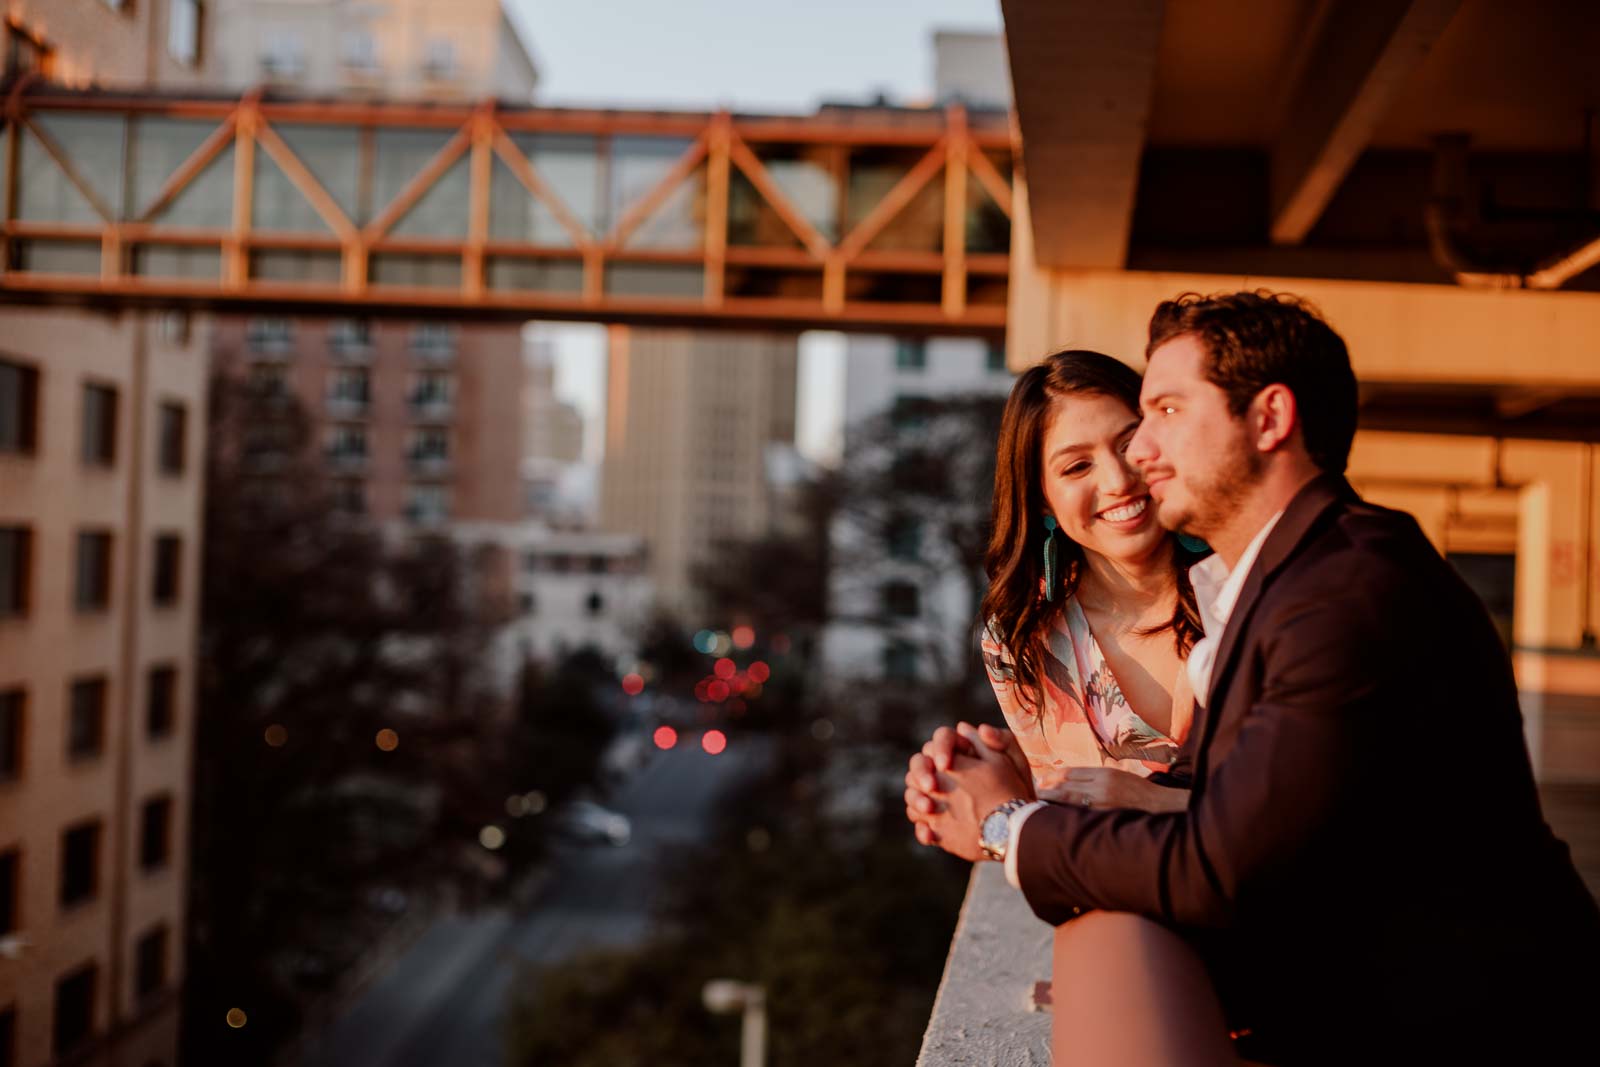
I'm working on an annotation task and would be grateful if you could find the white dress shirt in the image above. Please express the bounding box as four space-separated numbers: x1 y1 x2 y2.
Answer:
1002 510 1286 890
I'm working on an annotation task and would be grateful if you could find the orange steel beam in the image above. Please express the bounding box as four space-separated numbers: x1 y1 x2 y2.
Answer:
137 114 237 222
490 128 594 248
15 91 1013 148
22 117 116 222
464 105 494 299
943 106 969 318
227 105 255 288
254 119 358 241
0 88 1013 334
362 121 472 241
726 132 833 261
704 113 731 305
604 132 708 250
967 148 1014 221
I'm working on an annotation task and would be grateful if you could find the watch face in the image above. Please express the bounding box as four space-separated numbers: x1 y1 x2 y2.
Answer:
981 811 1009 852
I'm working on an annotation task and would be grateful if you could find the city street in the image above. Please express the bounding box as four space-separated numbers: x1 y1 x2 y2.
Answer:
299 734 772 1067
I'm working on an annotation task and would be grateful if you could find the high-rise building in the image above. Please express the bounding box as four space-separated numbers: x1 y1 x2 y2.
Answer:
211 316 526 528
208 0 538 100
0 312 207 1067
599 327 799 618
1 6 218 1066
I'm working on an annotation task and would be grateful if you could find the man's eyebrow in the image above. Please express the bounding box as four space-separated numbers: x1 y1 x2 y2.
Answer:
1141 391 1183 407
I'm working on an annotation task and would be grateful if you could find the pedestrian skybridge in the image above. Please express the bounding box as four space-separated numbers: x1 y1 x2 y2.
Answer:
0 82 1012 335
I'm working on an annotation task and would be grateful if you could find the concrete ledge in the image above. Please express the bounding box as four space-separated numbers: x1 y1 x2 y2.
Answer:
916 861 1052 1066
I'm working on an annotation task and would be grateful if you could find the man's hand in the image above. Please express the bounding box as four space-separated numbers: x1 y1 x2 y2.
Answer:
1039 767 1190 814
905 723 1030 846
924 723 1035 862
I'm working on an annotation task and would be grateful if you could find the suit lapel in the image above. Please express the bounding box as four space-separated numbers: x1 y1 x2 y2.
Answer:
1196 475 1356 765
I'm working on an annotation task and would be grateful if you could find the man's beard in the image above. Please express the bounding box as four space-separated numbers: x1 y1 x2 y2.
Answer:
1166 429 1265 542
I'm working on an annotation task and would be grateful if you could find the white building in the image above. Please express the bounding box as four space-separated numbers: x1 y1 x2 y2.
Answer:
511 528 652 666
821 336 1014 686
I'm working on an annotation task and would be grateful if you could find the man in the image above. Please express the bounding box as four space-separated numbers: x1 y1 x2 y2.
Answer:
906 291 1599 1063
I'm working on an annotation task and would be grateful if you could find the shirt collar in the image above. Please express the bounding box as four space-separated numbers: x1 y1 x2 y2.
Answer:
1189 509 1286 636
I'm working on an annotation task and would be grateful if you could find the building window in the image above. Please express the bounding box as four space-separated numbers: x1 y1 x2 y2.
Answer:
60 821 100 908
517 591 535 615
328 318 372 355
886 516 923 561
985 342 1007 372
81 384 118 466
245 317 294 353
327 424 368 462
340 29 377 71
260 29 306 79
403 484 449 525
152 535 181 606
585 591 604 616
883 639 919 682
409 322 457 359
52 962 96 1059
67 678 106 761
421 37 456 80
894 338 927 370
0 527 30 618
0 689 21 781
882 580 920 619
146 667 176 740
169 0 203 67
135 925 168 1001
0 359 39 454
328 367 370 409
407 427 450 470
409 370 454 413
75 531 113 611
157 402 186 476
0 848 17 936
140 796 172 872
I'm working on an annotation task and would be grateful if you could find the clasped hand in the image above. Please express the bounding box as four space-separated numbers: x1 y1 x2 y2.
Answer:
904 723 1190 861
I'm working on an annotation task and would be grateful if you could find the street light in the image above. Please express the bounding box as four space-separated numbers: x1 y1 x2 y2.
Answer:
702 979 766 1067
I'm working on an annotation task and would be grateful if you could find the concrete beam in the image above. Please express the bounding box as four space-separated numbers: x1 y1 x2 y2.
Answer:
1000 0 1166 270
1270 0 1463 245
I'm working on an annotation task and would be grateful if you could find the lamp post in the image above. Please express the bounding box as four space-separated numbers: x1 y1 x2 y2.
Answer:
702 979 766 1067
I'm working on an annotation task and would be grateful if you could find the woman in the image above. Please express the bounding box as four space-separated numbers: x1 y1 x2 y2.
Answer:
979 349 1206 813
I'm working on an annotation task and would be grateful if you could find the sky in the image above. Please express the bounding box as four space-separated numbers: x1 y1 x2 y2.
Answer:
505 0 1003 467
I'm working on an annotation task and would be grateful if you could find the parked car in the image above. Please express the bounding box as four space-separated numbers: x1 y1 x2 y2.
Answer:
552 800 632 847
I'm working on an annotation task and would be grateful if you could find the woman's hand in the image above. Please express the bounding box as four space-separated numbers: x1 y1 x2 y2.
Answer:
1040 767 1190 814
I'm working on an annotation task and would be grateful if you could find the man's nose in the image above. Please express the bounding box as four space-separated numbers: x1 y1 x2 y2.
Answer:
1126 420 1157 471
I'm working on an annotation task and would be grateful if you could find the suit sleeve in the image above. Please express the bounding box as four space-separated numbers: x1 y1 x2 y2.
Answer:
1015 583 1391 928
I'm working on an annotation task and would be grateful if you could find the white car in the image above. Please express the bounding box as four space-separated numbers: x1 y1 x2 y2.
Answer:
553 800 632 847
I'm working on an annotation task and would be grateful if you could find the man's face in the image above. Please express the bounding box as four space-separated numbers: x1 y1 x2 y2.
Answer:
1126 334 1263 541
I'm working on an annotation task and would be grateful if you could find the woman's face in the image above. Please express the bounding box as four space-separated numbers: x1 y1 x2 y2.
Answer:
1038 390 1166 566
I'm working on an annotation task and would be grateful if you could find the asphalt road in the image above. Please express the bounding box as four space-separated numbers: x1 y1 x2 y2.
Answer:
299 732 771 1067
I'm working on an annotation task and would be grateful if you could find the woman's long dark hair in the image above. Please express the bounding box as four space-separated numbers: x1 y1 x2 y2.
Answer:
980 349 1206 716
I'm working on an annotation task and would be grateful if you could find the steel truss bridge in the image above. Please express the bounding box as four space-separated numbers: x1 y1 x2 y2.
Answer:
0 82 1013 335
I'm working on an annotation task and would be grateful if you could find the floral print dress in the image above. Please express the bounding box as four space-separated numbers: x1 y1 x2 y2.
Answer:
981 597 1189 794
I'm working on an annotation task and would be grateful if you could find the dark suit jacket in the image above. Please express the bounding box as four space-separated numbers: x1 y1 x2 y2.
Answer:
1015 474 1600 1063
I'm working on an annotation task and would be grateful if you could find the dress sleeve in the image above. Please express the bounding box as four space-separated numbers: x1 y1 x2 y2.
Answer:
981 621 1069 792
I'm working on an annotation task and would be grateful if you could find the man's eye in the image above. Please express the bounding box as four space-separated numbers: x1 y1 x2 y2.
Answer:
1162 406 1178 416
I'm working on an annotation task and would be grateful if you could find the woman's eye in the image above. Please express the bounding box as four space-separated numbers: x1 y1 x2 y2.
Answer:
1063 462 1089 477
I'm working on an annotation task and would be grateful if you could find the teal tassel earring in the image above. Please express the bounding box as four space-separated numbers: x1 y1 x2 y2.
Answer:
1042 516 1059 601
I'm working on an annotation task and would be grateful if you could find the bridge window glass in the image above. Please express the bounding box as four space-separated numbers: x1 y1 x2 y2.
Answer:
169 0 202 67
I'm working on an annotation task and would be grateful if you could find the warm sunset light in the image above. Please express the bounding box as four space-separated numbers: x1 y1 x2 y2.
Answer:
226 1009 248 1029
701 729 727 755
653 725 678 750
375 728 399 751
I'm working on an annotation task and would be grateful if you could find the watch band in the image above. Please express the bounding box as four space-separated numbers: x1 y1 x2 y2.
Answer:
980 798 1030 862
